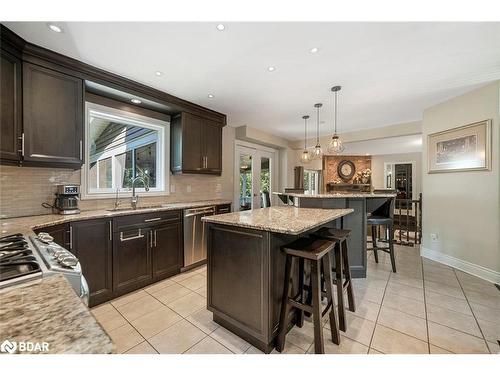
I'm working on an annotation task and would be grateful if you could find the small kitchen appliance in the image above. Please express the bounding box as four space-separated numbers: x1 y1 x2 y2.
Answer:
54 184 80 215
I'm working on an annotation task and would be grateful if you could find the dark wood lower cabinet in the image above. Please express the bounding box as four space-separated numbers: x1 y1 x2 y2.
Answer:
34 223 69 248
112 227 153 297
34 211 183 306
152 222 183 280
70 219 113 307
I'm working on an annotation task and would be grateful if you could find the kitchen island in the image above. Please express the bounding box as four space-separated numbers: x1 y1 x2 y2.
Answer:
202 206 353 353
273 192 396 278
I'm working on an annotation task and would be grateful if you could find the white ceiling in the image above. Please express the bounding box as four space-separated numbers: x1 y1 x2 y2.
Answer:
5 22 500 140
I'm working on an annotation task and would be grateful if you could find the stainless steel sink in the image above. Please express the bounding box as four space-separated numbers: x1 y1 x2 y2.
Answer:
106 205 165 212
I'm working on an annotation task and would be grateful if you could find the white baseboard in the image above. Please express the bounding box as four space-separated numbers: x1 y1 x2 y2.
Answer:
421 247 500 285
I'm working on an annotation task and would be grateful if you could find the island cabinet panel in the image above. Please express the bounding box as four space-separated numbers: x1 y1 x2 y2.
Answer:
22 62 84 168
0 49 22 163
70 219 113 307
207 223 299 353
152 222 183 280
112 227 152 297
170 112 223 175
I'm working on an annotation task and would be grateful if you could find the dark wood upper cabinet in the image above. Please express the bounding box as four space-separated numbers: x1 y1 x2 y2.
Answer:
23 62 84 168
0 49 22 163
152 222 183 280
202 118 223 172
70 219 113 307
171 112 224 175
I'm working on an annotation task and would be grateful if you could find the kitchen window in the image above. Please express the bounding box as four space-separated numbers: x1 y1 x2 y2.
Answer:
82 102 169 198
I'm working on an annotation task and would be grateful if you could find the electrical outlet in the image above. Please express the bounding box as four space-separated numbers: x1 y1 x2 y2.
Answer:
170 184 175 193
430 233 439 242
187 185 192 193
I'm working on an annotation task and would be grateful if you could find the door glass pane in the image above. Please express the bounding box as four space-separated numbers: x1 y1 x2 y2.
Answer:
260 157 270 207
239 154 252 211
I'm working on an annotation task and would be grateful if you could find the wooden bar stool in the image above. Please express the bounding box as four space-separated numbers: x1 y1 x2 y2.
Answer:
367 197 396 272
276 237 340 354
312 227 356 332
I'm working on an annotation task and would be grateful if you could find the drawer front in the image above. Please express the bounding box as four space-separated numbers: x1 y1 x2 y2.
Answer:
216 204 232 214
113 210 182 232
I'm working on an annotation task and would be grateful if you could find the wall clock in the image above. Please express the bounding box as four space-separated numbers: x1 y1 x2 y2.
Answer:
337 160 356 181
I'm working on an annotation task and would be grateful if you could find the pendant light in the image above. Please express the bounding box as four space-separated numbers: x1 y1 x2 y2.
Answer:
311 103 323 159
327 85 345 154
300 115 311 164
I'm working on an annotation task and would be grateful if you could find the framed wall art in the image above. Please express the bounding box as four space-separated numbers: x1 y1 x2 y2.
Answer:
427 119 491 173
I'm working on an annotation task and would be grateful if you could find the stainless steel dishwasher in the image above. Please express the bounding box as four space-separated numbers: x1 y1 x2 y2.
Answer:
183 206 216 268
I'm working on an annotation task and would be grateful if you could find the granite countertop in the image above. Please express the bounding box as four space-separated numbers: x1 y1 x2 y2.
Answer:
272 192 397 198
0 274 114 354
0 199 232 237
201 206 354 235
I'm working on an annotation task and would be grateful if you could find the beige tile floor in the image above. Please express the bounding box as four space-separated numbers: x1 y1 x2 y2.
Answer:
91 244 500 354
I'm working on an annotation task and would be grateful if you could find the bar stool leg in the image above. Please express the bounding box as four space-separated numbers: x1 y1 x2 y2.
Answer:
371 225 379 263
296 258 305 328
341 240 356 312
276 254 294 352
322 253 340 345
310 259 325 354
388 224 397 273
334 242 346 332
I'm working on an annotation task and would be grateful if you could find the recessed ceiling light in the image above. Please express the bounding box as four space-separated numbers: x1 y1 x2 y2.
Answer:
155 71 163 76
267 66 276 72
309 47 319 53
216 24 225 31
47 24 63 33
207 94 215 98
130 98 142 104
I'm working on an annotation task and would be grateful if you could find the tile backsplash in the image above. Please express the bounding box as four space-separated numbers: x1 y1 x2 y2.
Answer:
0 165 227 218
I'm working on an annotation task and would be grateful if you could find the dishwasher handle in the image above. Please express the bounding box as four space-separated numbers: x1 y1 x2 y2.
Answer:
184 206 216 217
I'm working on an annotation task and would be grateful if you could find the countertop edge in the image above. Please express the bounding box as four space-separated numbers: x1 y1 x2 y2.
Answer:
202 208 354 235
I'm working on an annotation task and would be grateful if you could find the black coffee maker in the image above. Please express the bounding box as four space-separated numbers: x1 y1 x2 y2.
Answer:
54 184 80 215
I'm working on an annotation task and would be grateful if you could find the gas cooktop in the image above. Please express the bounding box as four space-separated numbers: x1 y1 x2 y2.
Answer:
0 233 42 287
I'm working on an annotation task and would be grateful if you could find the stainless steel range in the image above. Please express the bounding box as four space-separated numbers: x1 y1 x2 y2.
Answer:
0 234 42 286
0 232 89 306
30 233 89 305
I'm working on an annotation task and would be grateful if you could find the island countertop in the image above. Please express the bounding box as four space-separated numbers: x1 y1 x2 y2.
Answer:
201 206 353 235
272 192 397 198
0 274 114 354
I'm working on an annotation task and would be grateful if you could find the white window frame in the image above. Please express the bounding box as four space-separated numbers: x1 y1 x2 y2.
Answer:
81 102 170 199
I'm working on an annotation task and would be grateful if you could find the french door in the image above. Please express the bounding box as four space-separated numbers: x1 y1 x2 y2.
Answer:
234 143 276 211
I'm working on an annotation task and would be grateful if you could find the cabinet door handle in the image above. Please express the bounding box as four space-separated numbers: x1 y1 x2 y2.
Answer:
69 225 73 250
79 140 83 160
18 133 25 156
109 221 112 241
144 217 161 222
149 230 153 247
119 229 144 242
154 230 157 247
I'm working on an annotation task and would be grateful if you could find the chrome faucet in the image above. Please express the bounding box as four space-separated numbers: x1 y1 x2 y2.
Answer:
131 176 150 209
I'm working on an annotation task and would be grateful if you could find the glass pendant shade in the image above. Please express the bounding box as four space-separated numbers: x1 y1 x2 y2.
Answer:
327 134 345 154
327 85 344 154
312 103 323 160
300 115 311 164
300 150 311 163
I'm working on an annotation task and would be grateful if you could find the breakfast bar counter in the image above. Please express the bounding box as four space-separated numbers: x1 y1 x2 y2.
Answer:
273 192 396 278
201 206 353 353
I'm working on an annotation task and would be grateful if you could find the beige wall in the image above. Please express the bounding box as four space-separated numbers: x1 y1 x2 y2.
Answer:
371 152 422 198
421 81 500 283
0 126 235 218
